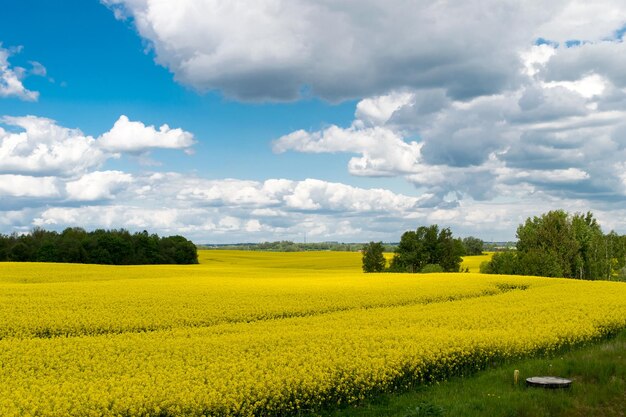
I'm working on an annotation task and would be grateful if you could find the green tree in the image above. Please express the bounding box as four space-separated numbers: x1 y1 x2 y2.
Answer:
437 229 464 272
462 236 484 255
518 249 563 277
0 227 198 265
479 251 519 274
361 241 386 272
8 241 31 261
482 210 626 280
391 225 463 273
390 230 425 272
571 212 605 280
516 210 579 278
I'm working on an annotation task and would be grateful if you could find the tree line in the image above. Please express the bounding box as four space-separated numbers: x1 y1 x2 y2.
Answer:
362 226 482 273
480 210 626 280
0 227 198 265
364 210 626 280
200 241 383 252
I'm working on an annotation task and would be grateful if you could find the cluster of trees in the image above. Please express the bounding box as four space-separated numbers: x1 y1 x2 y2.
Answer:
201 241 374 252
0 228 198 265
390 226 465 273
363 225 475 273
462 236 484 255
480 210 626 280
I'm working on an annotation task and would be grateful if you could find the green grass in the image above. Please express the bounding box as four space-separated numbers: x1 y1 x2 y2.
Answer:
324 329 626 417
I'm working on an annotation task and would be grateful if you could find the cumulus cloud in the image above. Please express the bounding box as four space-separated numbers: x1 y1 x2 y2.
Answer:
177 178 291 207
21 170 626 242
274 126 421 177
4 1 626 242
534 0 626 43
24 173 436 242
99 115 195 154
0 115 195 177
0 170 133 206
33 205 185 230
354 91 415 127
97 1 626 229
273 90 425 176
282 178 426 212
0 45 39 101
505 168 590 184
543 41 626 89
102 0 563 101
273 29 626 206
1 166 625 242
0 175 60 198
167 174 427 213
0 116 107 176
65 171 133 201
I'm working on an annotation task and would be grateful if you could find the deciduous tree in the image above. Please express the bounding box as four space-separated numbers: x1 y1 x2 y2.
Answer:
361 241 386 273
391 225 463 273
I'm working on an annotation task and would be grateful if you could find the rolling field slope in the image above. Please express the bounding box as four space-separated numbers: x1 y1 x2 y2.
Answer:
0 250 624 416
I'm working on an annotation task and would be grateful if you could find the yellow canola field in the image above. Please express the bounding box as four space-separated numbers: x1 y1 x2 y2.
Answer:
0 250 625 416
2 251 515 339
461 252 494 273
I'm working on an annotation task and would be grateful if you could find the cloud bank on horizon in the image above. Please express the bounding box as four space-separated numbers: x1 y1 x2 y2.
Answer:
2 0 626 242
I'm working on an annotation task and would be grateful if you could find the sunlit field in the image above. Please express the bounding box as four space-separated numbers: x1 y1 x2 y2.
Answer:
461 252 494 272
1 250 625 416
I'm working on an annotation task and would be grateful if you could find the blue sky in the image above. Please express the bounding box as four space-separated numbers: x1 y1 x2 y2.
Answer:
0 0 361 182
1 1 626 243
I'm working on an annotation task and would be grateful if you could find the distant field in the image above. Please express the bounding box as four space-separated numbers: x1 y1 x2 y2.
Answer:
0 250 625 416
461 252 494 272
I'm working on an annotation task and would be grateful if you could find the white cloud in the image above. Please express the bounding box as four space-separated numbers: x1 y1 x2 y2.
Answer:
4 2 626 242
0 175 60 198
28 61 47 77
354 91 414 127
65 171 133 201
96 2 626 233
543 74 607 98
273 99 423 177
543 41 626 89
0 115 196 177
33 205 187 230
506 168 590 184
103 0 561 101
245 219 262 233
0 208 34 229
281 178 424 212
521 44 557 77
250 208 282 217
16 173 439 241
534 0 626 43
22 174 626 243
98 115 195 154
273 29 626 206
0 45 39 101
177 178 286 207
1 166 625 242
0 116 106 176
101 0 626 104
173 175 425 213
